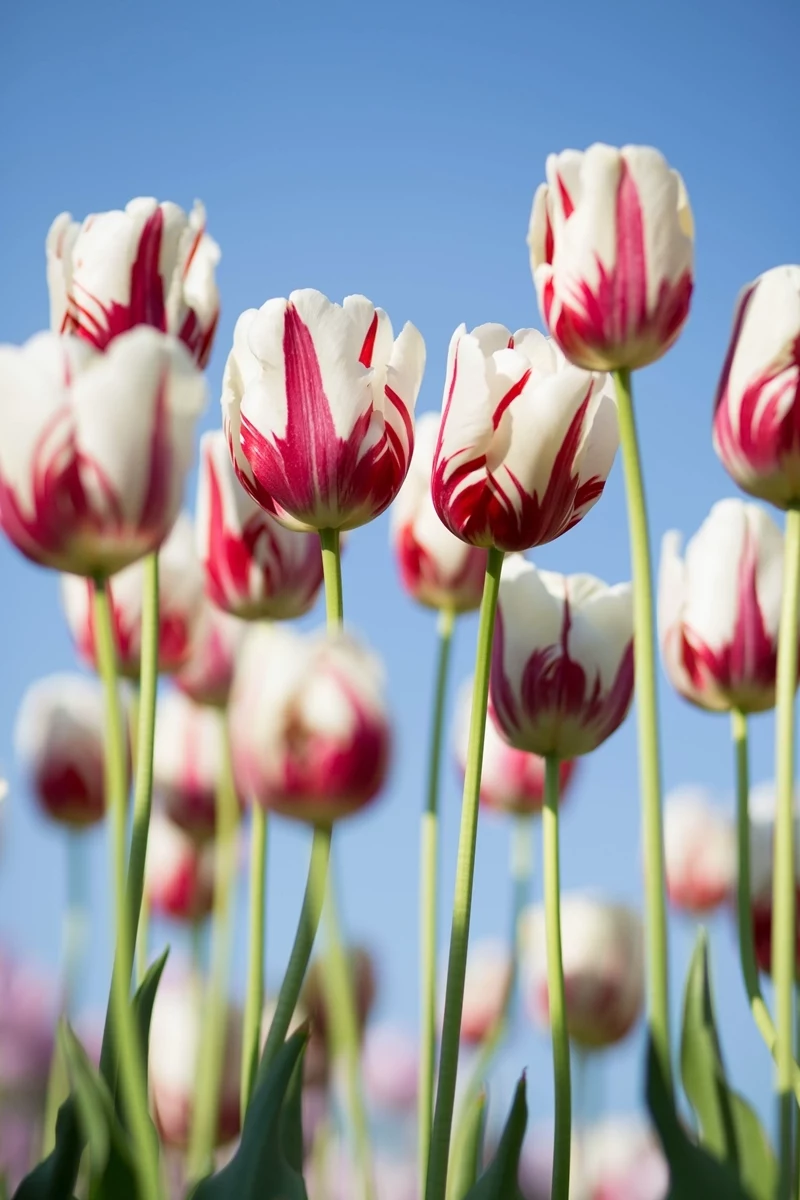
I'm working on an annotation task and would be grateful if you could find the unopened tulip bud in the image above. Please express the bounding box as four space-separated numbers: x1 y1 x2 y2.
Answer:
153 690 238 841
144 811 215 922
174 601 245 708
663 788 735 915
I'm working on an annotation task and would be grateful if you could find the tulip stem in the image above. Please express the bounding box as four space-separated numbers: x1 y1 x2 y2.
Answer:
93 578 162 1200
425 546 504 1200
241 803 269 1117
419 605 456 1189
774 504 800 1199
319 528 343 626
613 367 671 1096
544 756 571 1200
137 890 150 986
64 831 87 1017
187 723 239 1184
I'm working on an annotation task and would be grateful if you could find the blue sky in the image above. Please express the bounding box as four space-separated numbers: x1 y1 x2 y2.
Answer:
2 0 799 1151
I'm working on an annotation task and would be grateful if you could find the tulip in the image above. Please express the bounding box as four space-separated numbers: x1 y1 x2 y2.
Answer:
519 1130 587 1200
301 945 378 1046
0 949 55 1109
15 673 128 827
174 600 245 709
0 330 205 576
748 782 800 974
456 939 513 1046
528 143 694 372
431 326 617 553
659 499 787 714
144 811 215 922
524 895 645 1049
713 266 800 509
47 198 220 367
229 624 391 824
222 289 426 532
490 556 634 759
391 411 487 611
61 512 205 679
196 429 324 619
663 787 736 916
582 1117 668 1200
153 690 237 841
148 973 241 1148
362 1023 419 1112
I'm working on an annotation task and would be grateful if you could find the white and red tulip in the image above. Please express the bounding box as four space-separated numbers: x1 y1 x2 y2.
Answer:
197 430 324 620
174 600 245 709
362 1023 419 1112
748 782 800 975
391 412 487 611
153 690 237 841
491 557 634 759
529 144 694 372
144 811 215 922
663 787 736 915
458 939 513 1046
0 331 205 577
61 512 205 679
229 624 391 824
582 1117 668 1200
713 266 800 509
223 290 426 532
47 198 220 367
431 326 617 552
659 499 787 714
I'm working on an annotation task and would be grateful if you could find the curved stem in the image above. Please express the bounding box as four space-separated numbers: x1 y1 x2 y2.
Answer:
93 578 162 1199
419 606 456 1189
425 546 504 1200
613 368 671 1096
774 505 800 1198
544 756 571 1200
241 803 269 1116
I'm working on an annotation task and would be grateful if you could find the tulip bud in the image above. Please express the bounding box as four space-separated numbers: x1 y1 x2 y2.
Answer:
582 1117 668 1200
0 331 206 577
659 499 787 714
663 787 735 916
222 290 426 532
361 1023 419 1112
529 143 694 372
524 894 645 1049
153 690 238 841
62 512 205 679
196 430 324 620
144 811 215 922
229 624 391 824
391 412 487 611
455 939 513 1046
491 556 634 759
15 673 128 827
47 198 220 367
748 782 800 975
432 327 617 552
174 600 245 709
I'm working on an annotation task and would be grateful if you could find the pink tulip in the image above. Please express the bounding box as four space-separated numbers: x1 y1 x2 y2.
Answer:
174 600 245 709
145 812 215 922
663 788 735 915
153 690 238 841
583 1118 668 1200
0 949 55 1107
362 1023 418 1111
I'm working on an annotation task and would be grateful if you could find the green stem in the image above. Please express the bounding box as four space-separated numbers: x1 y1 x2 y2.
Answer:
93 578 162 1199
64 832 87 1017
319 528 343 625
137 890 150 986
544 756 571 1200
186 722 240 1184
774 505 800 1198
241 803 269 1116
425 546 504 1200
613 367 671 1095
419 606 456 1189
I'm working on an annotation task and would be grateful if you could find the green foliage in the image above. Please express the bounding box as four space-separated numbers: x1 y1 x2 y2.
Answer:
13 1092 83 1200
462 1074 527 1200
447 1089 487 1200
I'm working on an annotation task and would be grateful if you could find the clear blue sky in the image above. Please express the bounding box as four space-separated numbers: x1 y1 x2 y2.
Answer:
2 0 798 1149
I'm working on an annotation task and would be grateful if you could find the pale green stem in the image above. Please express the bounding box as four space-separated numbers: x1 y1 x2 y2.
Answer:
241 803 269 1116
613 367 671 1096
543 756 570 1200
64 832 87 1017
419 605 456 1190
425 546 504 1200
774 505 800 1198
93 578 162 1199
319 528 343 624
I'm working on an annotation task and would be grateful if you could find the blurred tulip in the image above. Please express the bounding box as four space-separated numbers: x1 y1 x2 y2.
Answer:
301 945 377 1047
524 894 644 1049
0 331 205 576
260 998 329 1089
582 1117 668 1200
144 811 215 922
520 1129 587 1200
0 949 55 1109
491 556 634 759
47 198 220 367
149 973 241 1148
456 939 512 1046
663 787 736 915
62 512 205 679
391 411 487 612
748 782 800 974
153 690 237 841
229 625 391 824
15 673 126 827
431 326 617 552
311 1150 418 1200
174 600 245 708
197 430 324 619
659 499 787 714
362 1022 418 1112
529 144 693 372
713 266 800 509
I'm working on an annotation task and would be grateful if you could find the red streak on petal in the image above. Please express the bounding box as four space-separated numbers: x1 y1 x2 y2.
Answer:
359 312 379 367
492 369 532 430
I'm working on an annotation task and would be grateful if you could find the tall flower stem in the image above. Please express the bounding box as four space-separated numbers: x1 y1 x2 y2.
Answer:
186 724 240 1184
544 756 571 1200
64 832 87 1017
425 546 504 1200
418 605 456 1188
319 528 343 624
241 803 269 1116
613 367 671 1095
773 505 800 1199
93 578 162 1200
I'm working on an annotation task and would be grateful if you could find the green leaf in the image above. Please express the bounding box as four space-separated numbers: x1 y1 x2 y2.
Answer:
279 1054 305 1173
448 1089 487 1200
463 1074 527 1200
13 1095 83 1200
192 1028 310 1199
106 949 169 1124
680 931 777 1200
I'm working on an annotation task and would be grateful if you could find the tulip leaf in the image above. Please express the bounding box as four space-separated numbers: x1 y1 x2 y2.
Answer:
462 1074 527 1200
680 931 776 1200
105 948 169 1125
448 1089 487 1200
13 1095 83 1200
279 1053 306 1173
